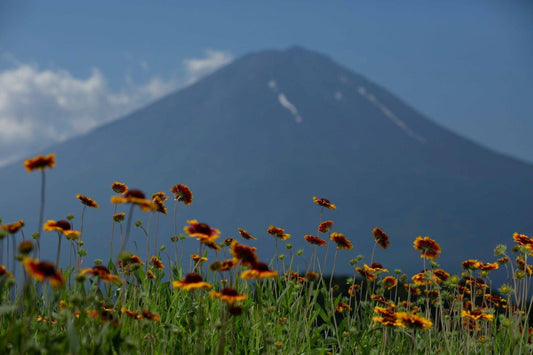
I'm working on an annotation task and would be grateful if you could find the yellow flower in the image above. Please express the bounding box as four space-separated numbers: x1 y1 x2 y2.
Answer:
173 273 212 291
24 153 55 172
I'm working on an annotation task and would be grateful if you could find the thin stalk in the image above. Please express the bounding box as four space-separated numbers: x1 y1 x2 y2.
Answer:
36 170 46 259
118 204 135 263
55 232 62 267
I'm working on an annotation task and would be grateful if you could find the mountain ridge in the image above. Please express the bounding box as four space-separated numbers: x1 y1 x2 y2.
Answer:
1 46 531 279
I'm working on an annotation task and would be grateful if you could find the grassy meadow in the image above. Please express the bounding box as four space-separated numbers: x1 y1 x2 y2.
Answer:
1 153 533 354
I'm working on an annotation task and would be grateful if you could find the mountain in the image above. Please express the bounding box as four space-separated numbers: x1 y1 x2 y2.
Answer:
1 46 532 279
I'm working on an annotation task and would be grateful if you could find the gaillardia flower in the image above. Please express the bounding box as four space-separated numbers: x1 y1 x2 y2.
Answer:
210 288 247 304
43 220 81 240
150 256 165 269
1 220 25 234
372 227 390 249
413 236 441 259
513 232 533 251
304 234 327 246
184 220 220 242
24 153 56 172
382 276 398 290
238 228 257 240
81 265 120 283
395 312 432 329
330 232 353 250
173 273 212 291
312 196 336 210
171 183 193 205
112 212 126 222
318 221 333 233
111 189 156 212
23 258 65 287
76 194 99 208
111 182 128 194
152 195 168 215
241 262 278 280
230 241 258 267
267 225 291 241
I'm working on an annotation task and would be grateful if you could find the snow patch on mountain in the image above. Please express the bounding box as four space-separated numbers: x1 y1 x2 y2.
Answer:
278 93 303 123
267 80 302 123
357 86 426 143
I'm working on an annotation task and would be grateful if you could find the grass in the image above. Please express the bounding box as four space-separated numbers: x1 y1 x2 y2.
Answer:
0 153 532 354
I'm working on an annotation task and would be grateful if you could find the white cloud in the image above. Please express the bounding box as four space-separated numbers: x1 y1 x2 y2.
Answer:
0 62 177 166
183 49 233 84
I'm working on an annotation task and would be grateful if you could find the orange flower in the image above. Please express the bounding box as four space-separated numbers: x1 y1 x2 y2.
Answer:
413 236 441 259
190 254 208 263
383 276 398 290
238 228 256 240
432 269 449 282
111 189 156 212
173 273 212 291
1 220 25 234
111 182 128 194
184 220 220 242
267 225 291 241
373 306 398 327
81 265 120 283
0 265 12 278
348 284 360 296
372 227 390 249
371 294 395 307
461 309 494 322
478 262 499 271
462 259 481 270
330 232 353 250
112 212 126 222
312 196 336 210
151 191 168 202
141 310 160 321
147 270 156 279
241 262 278 280
23 153 55 172
76 194 99 208
304 234 327 246
150 256 165 269
121 307 141 319
23 258 65 287
171 183 193 205
230 241 258 267
335 301 352 313
210 288 247 304
210 259 237 272
356 265 377 282
152 196 168 215
43 220 81 240
513 233 533 250
412 270 439 286
395 312 432 329
318 221 333 233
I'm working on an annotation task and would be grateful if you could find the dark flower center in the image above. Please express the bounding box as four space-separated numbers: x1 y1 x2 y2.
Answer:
252 262 269 271
184 273 203 283
195 223 212 235
56 220 71 230
126 189 146 199
221 288 238 296
38 261 58 276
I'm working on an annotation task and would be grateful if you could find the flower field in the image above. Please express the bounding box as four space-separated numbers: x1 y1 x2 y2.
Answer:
0 153 532 354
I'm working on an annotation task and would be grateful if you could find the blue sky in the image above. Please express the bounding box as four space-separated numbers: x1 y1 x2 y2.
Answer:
1 0 532 164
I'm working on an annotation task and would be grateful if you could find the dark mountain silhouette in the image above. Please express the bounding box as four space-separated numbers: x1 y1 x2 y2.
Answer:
1 46 532 278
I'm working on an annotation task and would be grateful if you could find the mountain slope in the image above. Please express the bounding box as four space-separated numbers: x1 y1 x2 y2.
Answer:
1 46 531 277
